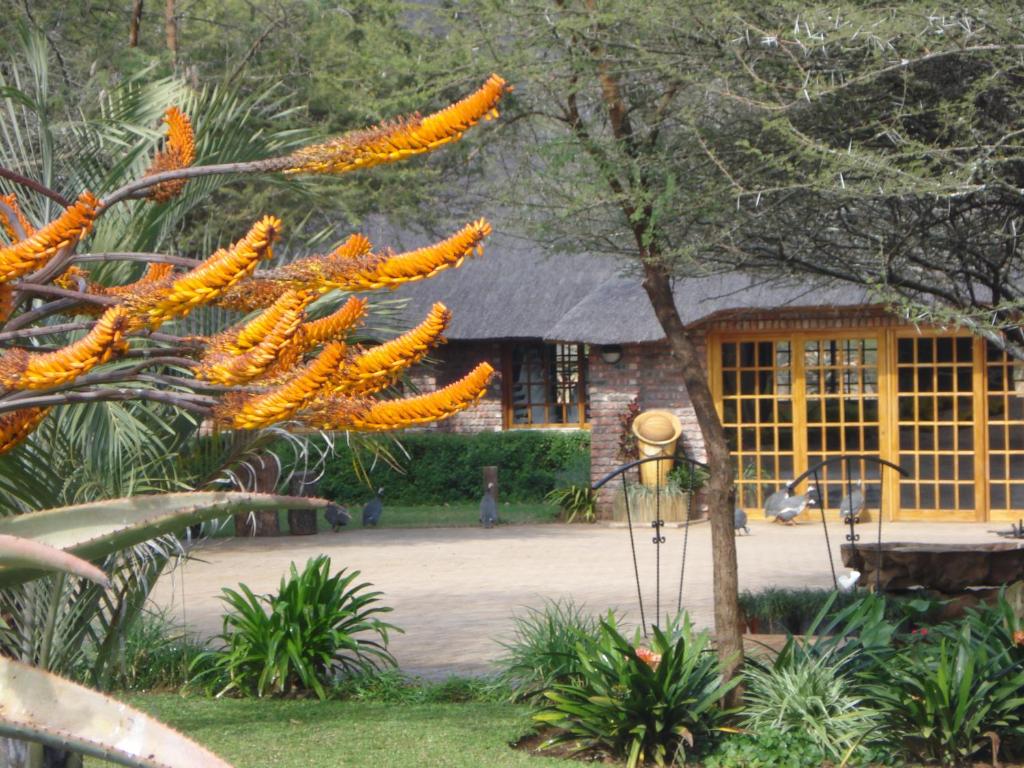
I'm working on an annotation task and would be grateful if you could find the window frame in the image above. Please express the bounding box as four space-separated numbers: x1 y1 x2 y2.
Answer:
501 341 590 429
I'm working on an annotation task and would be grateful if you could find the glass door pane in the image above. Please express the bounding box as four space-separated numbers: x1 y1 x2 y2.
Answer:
720 340 794 509
896 336 975 518
985 343 1024 519
803 337 882 515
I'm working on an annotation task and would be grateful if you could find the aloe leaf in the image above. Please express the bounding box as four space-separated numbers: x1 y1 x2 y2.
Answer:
0 656 232 767
0 534 109 587
0 492 326 586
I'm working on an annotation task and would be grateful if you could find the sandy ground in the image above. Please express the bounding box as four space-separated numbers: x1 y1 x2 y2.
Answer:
151 519 1013 678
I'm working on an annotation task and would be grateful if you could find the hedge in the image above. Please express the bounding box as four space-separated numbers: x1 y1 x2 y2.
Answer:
320 430 590 505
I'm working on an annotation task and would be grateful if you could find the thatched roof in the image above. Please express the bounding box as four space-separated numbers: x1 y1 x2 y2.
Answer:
391 231 870 343
391 231 620 340
544 272 871 344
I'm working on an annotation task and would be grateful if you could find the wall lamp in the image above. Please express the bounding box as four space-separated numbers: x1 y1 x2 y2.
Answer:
599 345 623 364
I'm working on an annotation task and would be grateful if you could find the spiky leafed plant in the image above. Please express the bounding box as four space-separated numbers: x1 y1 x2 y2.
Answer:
0 27 510 768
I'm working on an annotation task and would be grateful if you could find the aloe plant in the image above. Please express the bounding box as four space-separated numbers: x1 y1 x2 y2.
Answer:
0 491 327 768
0 657 231 768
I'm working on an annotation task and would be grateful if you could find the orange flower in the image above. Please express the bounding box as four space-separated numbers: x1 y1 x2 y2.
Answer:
218 341 348 430
1014 629 1024 647
215 233 373 312
0 193 35 242
126 216 280 328
633 647 662 669
0 407 51 454
335 220 491 291
0 284 12 324
298 296 368 348
306 361 494 431
53 262 176 317
195 291 312 385
0 306 131 390
0 191 100 283
145 107 196 202
284 75 509 175
332 303 450 396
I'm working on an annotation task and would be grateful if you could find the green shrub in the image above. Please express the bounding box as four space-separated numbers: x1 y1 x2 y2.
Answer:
191 556 399 699
495 599 603 702
703 729 830 768
533 614 737 767
89 608 206 692
741 653 881 764
867 617 1024 765
320 430 589 504
544 485 596 522
332 669 509 703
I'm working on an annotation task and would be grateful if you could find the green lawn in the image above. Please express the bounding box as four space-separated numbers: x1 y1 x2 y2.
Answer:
85 696 565 768
215 501 559 536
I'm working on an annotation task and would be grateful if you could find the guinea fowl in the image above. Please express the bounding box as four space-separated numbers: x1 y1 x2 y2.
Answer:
734 507 750 535
839 479 866 524
362 487 384 527
324 502 351 532
763 484 817 525
480 482 498 529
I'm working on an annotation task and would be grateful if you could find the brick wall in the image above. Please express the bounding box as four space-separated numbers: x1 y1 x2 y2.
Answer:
588 340 706 512
411 341 504 433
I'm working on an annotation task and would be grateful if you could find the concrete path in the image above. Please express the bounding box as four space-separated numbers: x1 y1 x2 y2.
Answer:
151 520 1010 679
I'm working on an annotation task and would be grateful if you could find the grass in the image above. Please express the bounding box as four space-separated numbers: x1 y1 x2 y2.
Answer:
211 501 559 537
84 695 563 768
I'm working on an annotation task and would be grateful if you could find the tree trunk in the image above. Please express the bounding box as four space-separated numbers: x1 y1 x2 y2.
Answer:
164 0 177 63
128 0 143 47
640 263 743 695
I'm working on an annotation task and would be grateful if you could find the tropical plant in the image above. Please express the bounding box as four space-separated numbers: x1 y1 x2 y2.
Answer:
0 491 321 768
0 22 509 764
193 555 399 699
867 617 1024 765
667 462 709 493
702 729 832 768
544 484 596 523
534 614 737 767
494 598 602 702
742 653 881 764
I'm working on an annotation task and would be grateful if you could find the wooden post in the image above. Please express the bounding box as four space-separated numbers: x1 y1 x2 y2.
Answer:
234 454 281 536
483 466 498 501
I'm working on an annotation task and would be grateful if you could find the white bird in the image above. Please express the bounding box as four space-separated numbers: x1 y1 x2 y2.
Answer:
838 570 861 593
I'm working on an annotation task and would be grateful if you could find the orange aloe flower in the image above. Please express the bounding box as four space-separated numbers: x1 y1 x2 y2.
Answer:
306 361 494 431
0 191 100 283
215 233 374 312
0 407 51 455
0 306 131 390
0 193 35 242
54 262 176 317
126 216 280 328
195 291 313 385
218 341 348 430
334 219 491 291
145 107 197 202
284 75 509 175
0 284 12 324
298 296 368 349
332 303 451 396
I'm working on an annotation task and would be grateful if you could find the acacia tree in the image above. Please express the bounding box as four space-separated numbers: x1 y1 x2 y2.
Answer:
452 0 745 682
697 4 1024 358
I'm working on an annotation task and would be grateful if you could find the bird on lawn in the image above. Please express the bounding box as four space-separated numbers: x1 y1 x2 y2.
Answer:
839 479 866 524
362 488 384 527
480 482 498 529
763 483 817 525
734 507 750 535
325 502 351 532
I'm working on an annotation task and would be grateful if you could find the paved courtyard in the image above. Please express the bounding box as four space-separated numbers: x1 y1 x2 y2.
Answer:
151 520 1007 679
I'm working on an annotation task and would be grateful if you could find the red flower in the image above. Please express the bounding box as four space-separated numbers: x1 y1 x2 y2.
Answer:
634 647 662 669
912 628 928 636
